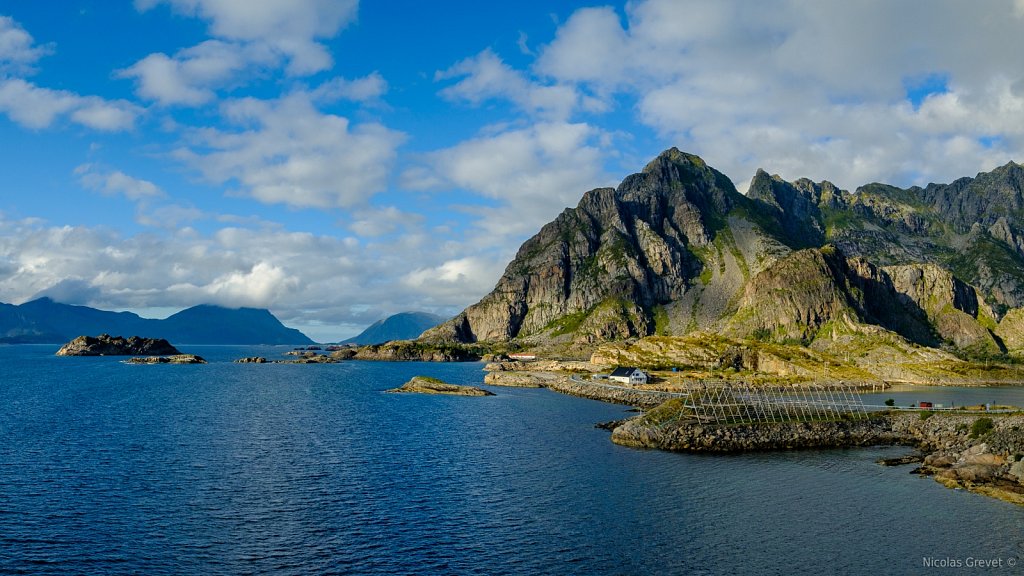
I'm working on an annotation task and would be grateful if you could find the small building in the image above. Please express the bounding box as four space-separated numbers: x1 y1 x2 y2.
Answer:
919 401 933 409
609 367 647 386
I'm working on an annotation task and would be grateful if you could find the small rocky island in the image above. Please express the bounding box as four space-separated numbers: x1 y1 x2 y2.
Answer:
56 334 182 356
386 376 494 396
124 354 207 364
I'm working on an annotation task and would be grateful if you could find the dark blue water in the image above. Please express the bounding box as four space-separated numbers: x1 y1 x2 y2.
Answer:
1 345 1021 575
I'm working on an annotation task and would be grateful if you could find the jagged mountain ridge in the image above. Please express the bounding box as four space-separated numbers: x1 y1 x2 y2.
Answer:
0 298 313 345
423 148 1024 357
747 162 1024 315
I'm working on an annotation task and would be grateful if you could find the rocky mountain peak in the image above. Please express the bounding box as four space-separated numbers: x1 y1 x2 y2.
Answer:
422 148 744 344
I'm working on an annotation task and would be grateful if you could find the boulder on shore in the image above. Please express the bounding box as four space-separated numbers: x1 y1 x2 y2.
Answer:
56 334 181 356
386 376 494 396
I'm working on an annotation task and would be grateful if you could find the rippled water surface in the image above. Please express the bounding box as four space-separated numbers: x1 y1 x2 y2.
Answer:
1 345 1022 575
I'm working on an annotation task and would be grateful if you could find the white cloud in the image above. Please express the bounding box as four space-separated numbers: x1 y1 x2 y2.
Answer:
348 205 420 238
75 164 164 200
118 40 278 106
402 257 506 305
173 92 406 208
135 0 358 75
312 72 388 103
0 15 51 73
438 49 577 119
166 261 300 307
535 7 631 87
526 0 1024 190
0 78 140 131
405 121 612 242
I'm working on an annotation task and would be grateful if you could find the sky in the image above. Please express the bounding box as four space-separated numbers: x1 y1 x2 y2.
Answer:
2 1 1024 342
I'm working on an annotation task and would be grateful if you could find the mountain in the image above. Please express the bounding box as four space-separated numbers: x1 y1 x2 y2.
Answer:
341 312 446 345
422 148 788 345
421 147 1024 362
0 298 313 345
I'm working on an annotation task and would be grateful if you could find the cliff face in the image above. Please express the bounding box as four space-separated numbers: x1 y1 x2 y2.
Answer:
423 148 1024 359
423 149 782 344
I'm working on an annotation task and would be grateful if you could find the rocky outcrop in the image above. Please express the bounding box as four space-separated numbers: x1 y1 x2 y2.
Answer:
124 354 206 364
612 415 901 451
884 263 1001 353
996 308 1024 354
385 376 494 396
56 334 181 356
353 340 485 362
235 356 269 363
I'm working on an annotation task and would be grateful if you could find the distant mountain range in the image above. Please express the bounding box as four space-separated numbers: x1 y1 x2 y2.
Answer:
0 298 313 345
341 312 446 345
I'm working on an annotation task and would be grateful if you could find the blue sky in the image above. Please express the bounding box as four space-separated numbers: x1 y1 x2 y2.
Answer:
2 0 1024 341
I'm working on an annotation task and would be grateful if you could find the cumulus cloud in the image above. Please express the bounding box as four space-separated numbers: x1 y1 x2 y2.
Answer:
405 121 613 243
0 78 140 131
348 205 420 238
0 15 51 73
118 40 278 106
522 0 1024 189
402 257 507 306
311 72 388 103
438 49 577 119
0 17 139 131
75 164 164 200
135 0 358 75
173 92 406 208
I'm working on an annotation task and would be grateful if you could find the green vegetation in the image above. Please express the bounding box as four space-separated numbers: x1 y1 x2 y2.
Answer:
919 410 935 420
820 205 863 238
546 307 592 337
652 305 670 336
640 398 692 427
368 339 495 360
884 398 896 407
970 417 995 438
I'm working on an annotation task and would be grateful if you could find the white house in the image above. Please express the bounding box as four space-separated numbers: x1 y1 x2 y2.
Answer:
609 367 647 386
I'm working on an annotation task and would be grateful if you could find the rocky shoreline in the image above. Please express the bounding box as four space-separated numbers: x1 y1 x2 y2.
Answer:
124 354 206 364
610 409 1024 506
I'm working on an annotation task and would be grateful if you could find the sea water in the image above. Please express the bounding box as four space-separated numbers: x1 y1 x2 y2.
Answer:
1 345 1021 575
